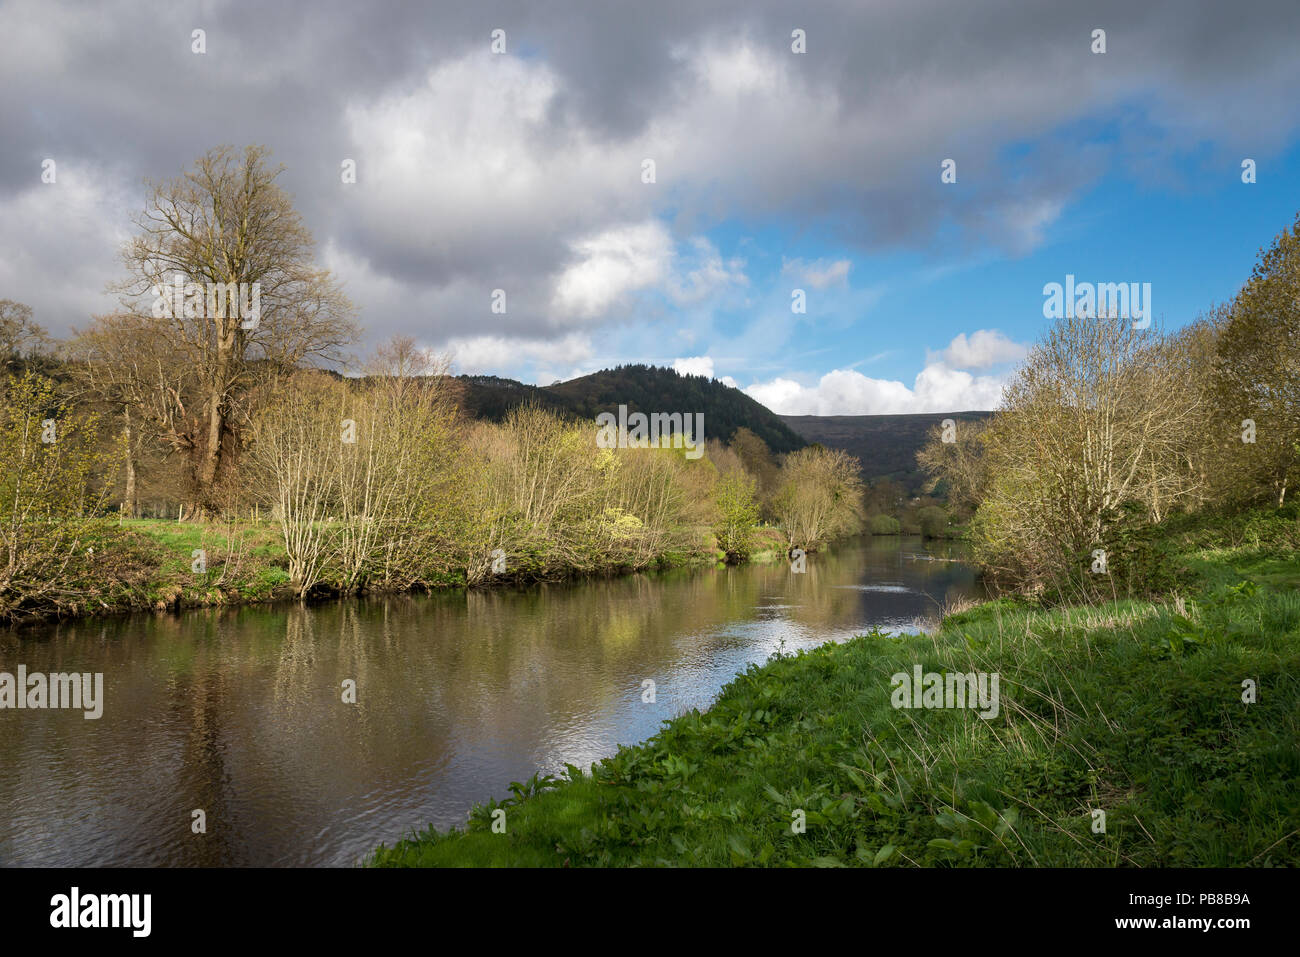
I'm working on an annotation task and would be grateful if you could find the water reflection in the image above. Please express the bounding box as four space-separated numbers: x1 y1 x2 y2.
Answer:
0 535 982 866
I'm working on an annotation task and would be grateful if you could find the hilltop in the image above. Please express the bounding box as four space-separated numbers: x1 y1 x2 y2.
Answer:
457 364 806 454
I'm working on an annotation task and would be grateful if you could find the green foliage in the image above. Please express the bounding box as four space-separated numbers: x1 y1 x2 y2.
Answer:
713 471 760 560
0 372 124 618
867 514 901 535
916 505 948 539
1211 211 1300 507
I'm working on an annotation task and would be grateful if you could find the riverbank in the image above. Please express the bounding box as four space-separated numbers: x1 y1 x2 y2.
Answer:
369 505 1300 867
0 518 794 626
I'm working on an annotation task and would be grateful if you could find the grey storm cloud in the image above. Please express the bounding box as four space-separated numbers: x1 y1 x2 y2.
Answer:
2 0 1300 357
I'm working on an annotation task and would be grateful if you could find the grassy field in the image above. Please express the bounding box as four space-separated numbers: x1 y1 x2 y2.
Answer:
369 506 1300 867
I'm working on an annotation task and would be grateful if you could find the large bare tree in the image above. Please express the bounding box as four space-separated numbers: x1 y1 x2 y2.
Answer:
112 145 356 516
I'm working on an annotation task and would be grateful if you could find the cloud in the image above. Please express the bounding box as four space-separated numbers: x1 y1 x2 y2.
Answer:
667 238 748 304
552 221 674 322
447 332 594 375
781 257 852 289
0 163 134 329
672 355 715 378
5 0 1300 382
743 329 1020 414
937 329 1028 369
745 364 1007 415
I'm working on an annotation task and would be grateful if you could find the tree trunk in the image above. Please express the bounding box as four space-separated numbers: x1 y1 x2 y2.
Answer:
193 323 238 521
121 411 138 519
196 389 225 516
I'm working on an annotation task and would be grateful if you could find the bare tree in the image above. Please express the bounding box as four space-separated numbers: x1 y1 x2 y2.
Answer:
334 338 462 591
113 145 356 516
0 300 51 370
972 314 1205 590
244 372 346 596
771 446 864 549
65 312 199 517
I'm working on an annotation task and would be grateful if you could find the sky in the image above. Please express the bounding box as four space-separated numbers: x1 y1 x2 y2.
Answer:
2 0 1299 414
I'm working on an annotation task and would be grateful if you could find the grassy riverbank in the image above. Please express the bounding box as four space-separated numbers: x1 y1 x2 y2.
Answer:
369 506 1300 867
1 518 792 625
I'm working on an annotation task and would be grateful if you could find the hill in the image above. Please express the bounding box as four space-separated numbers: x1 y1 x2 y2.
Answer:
458 365 807 454
782 411 994 492
454 374 573 420
456 369 994 488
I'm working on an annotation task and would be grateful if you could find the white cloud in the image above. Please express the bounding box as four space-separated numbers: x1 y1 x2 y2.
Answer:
448 332 594 375
334 33 1081 351
937 329 1028 369
781 257 852 289
667 238 748 304
11 2 1300 352
672 356 715 378
743 349 1010 415
551 221 674 321
741 328 1025 414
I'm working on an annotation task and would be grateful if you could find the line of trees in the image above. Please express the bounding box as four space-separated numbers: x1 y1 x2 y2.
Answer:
919 211 1300 594
1 145 867 615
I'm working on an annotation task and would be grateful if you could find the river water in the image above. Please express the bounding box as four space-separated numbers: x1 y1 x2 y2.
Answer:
0 535 982 866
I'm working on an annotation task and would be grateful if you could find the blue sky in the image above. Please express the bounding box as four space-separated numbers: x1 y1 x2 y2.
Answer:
3 1 1300 413
549 142 1300 413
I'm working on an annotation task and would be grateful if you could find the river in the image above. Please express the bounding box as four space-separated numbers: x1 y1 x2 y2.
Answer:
0 534 983 866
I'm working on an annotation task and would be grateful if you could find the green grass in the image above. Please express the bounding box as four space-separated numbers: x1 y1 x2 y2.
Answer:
369 507 1300 867
120 518 291 608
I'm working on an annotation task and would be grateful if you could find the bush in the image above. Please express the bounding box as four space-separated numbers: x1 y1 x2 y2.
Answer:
867 513 901 535
713 471 760 560
0 371 121 619
917 505 948 539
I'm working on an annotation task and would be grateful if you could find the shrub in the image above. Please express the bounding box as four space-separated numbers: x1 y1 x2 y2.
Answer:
917 505 948 539
868 513 901 535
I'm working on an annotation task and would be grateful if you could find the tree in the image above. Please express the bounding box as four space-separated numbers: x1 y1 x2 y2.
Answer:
333 338 463 592
244 372 346 596
114 145 356 515
771 446 864 549
0 300 51 369
729 427 780 509
64 312 198 517
1167 305 1229 510
917 505 948 539
1212 213 1300 506
970 314 1205 591
713 470 759 560
917 418 989 517
0 372 117 615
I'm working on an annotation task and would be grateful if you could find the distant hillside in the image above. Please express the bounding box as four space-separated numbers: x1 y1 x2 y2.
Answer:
457 365 807 454
454 374 573 420
782 411 994 493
